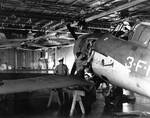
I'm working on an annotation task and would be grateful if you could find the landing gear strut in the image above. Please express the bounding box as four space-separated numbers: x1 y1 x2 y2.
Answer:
104 86 123 106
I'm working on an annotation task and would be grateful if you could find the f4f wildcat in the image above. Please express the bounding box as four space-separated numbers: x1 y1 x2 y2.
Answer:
71 22 150 105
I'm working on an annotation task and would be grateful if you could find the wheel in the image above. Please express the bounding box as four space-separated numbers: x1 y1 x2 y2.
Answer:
104 86 123 107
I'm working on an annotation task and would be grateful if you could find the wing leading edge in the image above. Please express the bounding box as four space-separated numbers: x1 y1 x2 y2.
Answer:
0 75 92 94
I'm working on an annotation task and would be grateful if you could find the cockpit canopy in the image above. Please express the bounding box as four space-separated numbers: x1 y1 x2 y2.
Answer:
131 22 150 49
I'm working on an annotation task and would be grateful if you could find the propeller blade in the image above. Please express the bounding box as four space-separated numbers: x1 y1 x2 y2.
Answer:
66 24 78 40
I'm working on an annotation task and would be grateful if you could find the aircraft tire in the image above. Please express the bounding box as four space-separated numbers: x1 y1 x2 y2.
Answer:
104 87 123 107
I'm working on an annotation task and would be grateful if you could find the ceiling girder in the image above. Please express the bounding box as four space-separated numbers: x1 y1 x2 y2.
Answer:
51 0 148 34
86 0 148 22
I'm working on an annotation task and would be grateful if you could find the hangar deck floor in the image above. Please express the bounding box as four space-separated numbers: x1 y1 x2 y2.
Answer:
0 92 150 118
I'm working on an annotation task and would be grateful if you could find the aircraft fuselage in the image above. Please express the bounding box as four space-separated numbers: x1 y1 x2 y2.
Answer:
91 33 150 98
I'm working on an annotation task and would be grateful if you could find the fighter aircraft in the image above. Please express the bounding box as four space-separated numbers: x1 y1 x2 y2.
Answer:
71 21 150 105
1 21 150 108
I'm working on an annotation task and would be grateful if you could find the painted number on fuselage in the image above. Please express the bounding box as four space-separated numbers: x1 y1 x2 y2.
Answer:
125 56 150 76
125 56 134 69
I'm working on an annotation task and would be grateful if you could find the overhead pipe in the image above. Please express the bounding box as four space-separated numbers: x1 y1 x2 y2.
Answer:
51 0 148 33
86 0 148 22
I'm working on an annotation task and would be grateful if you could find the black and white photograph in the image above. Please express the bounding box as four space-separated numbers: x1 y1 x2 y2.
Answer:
0 0 150 118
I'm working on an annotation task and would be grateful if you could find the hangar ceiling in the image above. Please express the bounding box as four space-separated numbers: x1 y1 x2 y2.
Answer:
0 0 150 49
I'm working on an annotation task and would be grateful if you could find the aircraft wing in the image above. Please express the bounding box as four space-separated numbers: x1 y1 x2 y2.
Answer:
0 74 92 94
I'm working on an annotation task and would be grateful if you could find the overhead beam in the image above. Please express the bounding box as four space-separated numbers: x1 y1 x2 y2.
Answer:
35 20 48 25
70 0 78 5
71 0 81 5
55 22 78 32
50 0 148 33
85 0 148 22
49 20 65 30
0 9 75 21
42 21 54 28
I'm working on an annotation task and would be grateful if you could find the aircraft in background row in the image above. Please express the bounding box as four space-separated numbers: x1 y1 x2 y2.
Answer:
0 32 74 50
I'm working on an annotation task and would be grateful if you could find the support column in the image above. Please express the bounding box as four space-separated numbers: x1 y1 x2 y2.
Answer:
14 48 17 69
